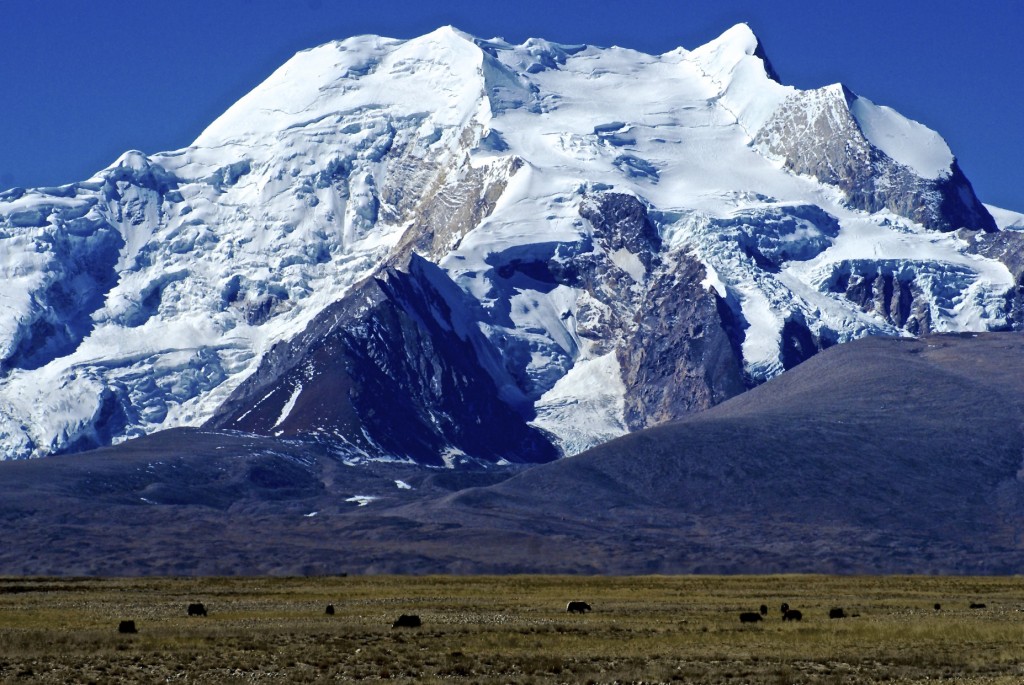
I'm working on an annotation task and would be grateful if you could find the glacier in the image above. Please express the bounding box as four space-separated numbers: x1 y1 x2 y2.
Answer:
0 24 1019 461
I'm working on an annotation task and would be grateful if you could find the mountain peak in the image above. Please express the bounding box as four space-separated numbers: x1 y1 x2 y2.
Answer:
698 23 781 83
806 82 956 180
689 23 785 95
417 24 479 46
715 22 761 54
193 26 489 149
822 82 857 103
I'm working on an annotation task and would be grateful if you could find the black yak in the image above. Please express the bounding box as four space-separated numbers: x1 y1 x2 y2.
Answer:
392 614 421 628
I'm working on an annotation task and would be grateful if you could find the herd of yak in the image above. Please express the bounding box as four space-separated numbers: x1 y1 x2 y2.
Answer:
114 598 985 634
740 602 824 623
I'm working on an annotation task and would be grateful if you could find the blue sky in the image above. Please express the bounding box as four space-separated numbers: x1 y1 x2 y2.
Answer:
2 0 1021 210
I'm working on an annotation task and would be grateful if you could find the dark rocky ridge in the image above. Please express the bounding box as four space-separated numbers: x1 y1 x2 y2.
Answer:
207 255 559 466
202 178 1020 465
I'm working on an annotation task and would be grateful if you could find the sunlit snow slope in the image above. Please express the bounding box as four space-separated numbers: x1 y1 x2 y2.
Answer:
0 25 1019 461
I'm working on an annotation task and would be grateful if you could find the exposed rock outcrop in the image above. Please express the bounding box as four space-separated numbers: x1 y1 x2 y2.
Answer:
755 85 995 233
207 255 559 465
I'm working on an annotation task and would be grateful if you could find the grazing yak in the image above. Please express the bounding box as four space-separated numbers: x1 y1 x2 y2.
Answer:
739 612 763 623
325 604 335 615
783 609 803 621
934 603 942 611
187 602 207 617
117 620 137 634
392 614 421 628
566 601 592 613
759 604 768 616
970 602 987 609
829 608 847 619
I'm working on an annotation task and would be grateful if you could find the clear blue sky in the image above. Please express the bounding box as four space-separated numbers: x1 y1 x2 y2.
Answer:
2 0 1021 210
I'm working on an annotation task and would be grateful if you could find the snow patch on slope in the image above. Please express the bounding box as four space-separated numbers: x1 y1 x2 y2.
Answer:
272 383 303 429
531 352 627 456
985 204 1024 230
849 96 953 178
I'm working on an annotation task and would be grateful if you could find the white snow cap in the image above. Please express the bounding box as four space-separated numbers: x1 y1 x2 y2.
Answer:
688 23 793 135
193 26 485 148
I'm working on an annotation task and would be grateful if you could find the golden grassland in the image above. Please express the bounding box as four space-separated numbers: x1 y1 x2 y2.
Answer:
1 574 1023 683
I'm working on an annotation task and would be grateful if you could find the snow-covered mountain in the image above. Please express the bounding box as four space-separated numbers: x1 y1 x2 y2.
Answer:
0 24 1019 462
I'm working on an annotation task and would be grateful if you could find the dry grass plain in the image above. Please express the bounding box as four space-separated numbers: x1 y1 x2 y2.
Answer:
1 575 1023 684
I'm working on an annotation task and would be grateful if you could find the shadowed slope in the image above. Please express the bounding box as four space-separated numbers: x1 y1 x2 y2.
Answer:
0 333 1022 574
430 333 1024 572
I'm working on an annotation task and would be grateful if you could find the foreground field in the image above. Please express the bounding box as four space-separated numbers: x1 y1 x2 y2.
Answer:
1 575 1023 683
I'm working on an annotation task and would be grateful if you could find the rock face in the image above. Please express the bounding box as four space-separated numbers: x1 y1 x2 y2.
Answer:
0 24 1017 462
616 255 746 430
755 85 995 233
208 256 560 465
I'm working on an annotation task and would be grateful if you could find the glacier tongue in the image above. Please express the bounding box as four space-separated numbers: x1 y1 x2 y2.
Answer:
0 24 1017 461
